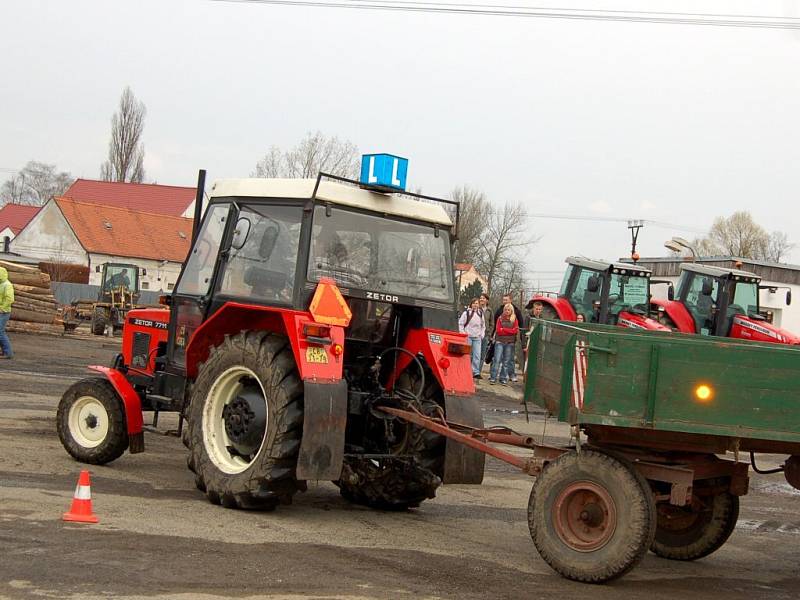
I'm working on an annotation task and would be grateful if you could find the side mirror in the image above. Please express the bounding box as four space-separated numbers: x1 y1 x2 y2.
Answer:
231 217 252 251
701 279 713 296
667 285 675 301
587 275 600 293
259 224 279 259
787 290 792 306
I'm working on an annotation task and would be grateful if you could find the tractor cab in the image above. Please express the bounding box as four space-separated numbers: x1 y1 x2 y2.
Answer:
530 257 668 330
655 263 799 343
91 262 140 334
58 157 484 514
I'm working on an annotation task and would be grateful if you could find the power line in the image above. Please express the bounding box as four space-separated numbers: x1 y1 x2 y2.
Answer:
482 208 708 234
212 0 800 29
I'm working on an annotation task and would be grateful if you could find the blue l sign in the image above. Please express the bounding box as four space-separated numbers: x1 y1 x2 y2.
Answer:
360 154 408 191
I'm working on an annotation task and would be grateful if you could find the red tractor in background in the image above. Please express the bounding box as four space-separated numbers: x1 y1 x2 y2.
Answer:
56 166 484 511
527 257 670 331
651 262 799 344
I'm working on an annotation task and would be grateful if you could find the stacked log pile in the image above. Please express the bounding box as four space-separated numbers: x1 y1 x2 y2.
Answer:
0 260 63 334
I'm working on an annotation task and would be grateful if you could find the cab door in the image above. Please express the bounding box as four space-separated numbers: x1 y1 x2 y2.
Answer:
166 203 232 369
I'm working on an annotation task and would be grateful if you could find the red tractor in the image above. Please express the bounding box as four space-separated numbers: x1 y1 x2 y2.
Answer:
56 169 484 511
651 262 799 344
527 257 670 331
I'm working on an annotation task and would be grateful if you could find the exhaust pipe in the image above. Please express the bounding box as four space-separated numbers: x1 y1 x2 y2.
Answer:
191 169 206 245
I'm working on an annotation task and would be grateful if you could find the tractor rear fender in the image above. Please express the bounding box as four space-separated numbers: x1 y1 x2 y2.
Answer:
651 299 695 332
87 365 145 454
538 296 577 321
184 302 345 382
387 328 475 395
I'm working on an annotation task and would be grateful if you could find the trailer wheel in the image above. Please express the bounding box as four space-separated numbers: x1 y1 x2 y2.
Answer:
528 450 656 583
186 331 303 510
336 368 444 510
91 307 108 335
651 490 739 561
57 377 129 465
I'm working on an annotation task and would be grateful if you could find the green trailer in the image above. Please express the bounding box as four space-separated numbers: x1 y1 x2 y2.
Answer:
384 319 800 583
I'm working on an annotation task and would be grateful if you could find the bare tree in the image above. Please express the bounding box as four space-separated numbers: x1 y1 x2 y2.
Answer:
100 87 146 183
252 131 359 179
0 161 73 206
476 202 537 297
450 185 489 265
691 211 793 262
766 231 794 263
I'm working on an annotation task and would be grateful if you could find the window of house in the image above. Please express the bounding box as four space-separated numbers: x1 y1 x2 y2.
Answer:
167 282 175 291
141 281 150 290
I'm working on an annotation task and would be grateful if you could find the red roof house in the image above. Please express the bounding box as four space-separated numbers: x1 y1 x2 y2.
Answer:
55 198 192 262
62 179 197 218
0 204 41 238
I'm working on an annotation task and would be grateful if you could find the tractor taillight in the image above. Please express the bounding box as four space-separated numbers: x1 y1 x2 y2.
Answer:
438 357 451 370
302 323 332 345
447 342 472 355
332 343 343 356
303 323 331 339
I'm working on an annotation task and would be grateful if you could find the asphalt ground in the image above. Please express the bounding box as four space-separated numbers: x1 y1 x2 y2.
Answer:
1 332 799 599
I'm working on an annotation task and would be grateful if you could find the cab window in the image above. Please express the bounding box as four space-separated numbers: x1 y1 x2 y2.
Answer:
685 273 719 334
177 204 228 296
220 204 303 303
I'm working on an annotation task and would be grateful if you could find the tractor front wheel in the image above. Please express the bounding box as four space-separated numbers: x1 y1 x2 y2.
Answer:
651 490 739 561
186 331 303 510
528 450 656 583
57 378 128 464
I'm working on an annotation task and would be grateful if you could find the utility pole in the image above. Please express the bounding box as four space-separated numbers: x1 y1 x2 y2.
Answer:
628 220 644 263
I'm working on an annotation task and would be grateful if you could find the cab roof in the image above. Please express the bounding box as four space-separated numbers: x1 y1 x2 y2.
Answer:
209 178 453 227
680 262 760 281
566 256 652 275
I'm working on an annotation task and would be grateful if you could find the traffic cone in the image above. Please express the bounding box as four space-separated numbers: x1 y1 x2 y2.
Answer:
63 470 99 524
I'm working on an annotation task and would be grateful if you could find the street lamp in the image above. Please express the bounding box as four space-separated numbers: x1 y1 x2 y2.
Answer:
664 236 697 259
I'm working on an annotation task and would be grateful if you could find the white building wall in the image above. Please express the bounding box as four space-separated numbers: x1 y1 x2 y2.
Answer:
88 253 183 292
1 226 15 242
9 201 86 264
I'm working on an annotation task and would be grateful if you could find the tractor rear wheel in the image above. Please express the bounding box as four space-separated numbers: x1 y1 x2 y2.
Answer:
57 377 128 465
336 368 445 510
91 307 108 335
528 450 656 583
651 490 739 560
186 331 303 510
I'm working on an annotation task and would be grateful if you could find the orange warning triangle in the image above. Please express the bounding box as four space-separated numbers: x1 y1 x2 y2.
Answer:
309 278 352 327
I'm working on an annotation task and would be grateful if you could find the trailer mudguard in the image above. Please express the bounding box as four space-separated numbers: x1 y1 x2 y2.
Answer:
87 365 145 453
296 379 348 481
443 394 485 484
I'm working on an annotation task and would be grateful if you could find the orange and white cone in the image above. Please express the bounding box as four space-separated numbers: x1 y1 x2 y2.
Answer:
63 470 99 524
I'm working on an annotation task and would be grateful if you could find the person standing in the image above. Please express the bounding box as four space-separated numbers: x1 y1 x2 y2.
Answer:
478 293 491 369
493 293 524 382
489 303 519 385
458 297 485 379
0 266 15 359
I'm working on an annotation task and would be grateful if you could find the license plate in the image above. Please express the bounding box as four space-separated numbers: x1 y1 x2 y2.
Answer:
305 346 329 364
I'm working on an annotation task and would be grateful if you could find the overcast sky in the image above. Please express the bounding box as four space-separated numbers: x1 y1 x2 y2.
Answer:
2 0 799 288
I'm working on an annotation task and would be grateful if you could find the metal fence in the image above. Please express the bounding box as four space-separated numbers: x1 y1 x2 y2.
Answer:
51 282 162 306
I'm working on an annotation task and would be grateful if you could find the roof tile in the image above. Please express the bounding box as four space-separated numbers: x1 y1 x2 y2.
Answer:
0 204 41 235
63 179 196 216
56 198 192 262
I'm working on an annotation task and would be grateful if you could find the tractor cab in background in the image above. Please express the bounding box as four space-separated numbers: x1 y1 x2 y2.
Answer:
528 257 669 331
652 263 799 344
